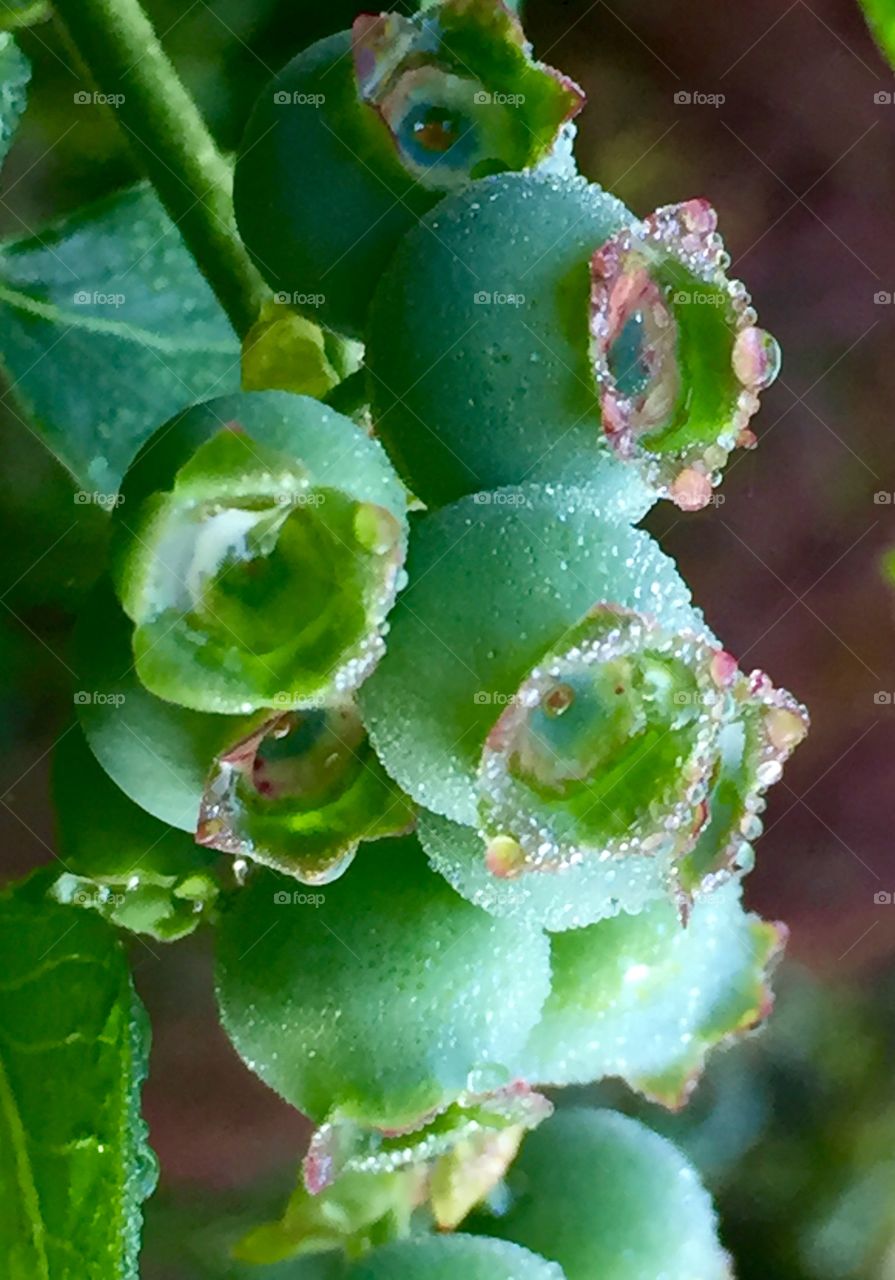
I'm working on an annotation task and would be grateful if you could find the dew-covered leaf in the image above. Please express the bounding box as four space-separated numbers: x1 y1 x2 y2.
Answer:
0 890 156 1278
51 727 219 942
469 1108 730 1280
0 32 29 164
517 876 784 1104
0 185 241 493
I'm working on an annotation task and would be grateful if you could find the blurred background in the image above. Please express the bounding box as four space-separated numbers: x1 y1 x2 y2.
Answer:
0 0 893 1275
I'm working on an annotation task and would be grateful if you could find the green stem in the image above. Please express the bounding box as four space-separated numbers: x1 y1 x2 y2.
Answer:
53 0 269 338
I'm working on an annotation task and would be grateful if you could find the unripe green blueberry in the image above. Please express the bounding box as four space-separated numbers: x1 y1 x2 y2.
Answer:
74 581 413 885
234 2 583 337
112 390 407 716
470 1109 731 1280
215 836 551 1130
362 485 804 916
367 172 781 509
360 484 705 834
346 1235 564 1280
367 173 631 506
517 876 784 1104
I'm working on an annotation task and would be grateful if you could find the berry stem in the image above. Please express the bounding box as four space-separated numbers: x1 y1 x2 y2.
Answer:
53 0 270 338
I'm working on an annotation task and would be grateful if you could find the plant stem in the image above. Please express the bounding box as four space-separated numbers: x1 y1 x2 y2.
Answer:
53 0 269 338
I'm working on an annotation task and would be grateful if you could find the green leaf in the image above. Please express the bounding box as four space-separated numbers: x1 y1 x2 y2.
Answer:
0 185 241 493
0 3 49 33
0 32 29 165
860 0 895 68
235 1169 417 1265
51 727 219 942
469 1108 730 1280
0 890 156 1278
241 301 341 400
